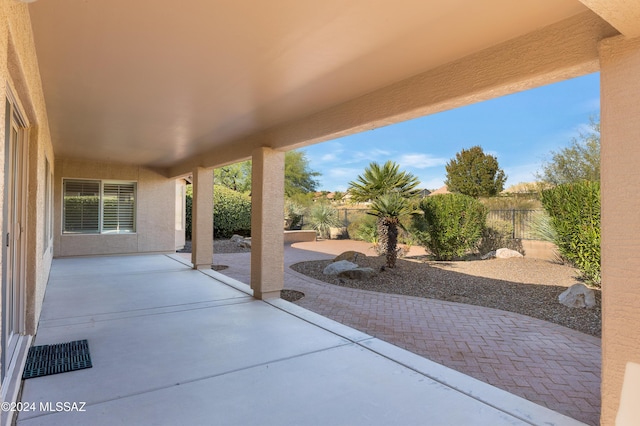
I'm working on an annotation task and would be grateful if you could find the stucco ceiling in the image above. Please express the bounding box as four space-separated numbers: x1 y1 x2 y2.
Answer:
28 0 597 171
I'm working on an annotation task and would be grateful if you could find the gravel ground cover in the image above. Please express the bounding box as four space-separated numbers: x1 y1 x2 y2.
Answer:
181 239 601 337
290 255 601 337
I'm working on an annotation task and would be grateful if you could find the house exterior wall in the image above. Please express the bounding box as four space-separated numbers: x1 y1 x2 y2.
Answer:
53 158 176 257
0 0 55 406
599 35 640 425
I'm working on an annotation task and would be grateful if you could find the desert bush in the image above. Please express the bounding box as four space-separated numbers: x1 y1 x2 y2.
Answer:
307 203 341 239
541 181 600 286
346 214 384 254
528 210 557 243
413 194 487 260
347 214 376 241
477 219 523 255
284 200 305 230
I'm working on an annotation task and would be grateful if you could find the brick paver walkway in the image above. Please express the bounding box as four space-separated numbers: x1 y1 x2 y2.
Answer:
212 240 601 425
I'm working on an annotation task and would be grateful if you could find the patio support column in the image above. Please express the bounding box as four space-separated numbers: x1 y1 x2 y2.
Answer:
191 167 214 270
250 147 285 299
599 35 640 425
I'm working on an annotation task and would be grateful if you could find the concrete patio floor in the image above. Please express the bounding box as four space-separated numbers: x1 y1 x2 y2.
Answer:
16 254 583 425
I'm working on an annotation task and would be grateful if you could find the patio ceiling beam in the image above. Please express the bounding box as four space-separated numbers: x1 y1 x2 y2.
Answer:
579 0 640 39
166 11 617 178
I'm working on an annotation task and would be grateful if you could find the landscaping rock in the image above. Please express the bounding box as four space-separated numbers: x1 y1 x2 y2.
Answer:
238 240 251 249
337 267 375 280
323 260 358 275
334 251 367 263
559 283 596 308
230 234 245 243
496 248 524 259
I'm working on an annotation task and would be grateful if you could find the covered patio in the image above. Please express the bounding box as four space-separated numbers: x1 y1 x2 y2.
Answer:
3 1 640 425
17 254 579 425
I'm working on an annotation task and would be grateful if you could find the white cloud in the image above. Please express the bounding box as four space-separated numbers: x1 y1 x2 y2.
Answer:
503 163 539 187
346 148 393 164
397 153 447 169
321 153 338 162
418 176 445 191
328 167 361 179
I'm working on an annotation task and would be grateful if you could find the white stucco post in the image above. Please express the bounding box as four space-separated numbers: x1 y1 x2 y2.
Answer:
599 35 640 425
191 167 214 269
250 147 285 299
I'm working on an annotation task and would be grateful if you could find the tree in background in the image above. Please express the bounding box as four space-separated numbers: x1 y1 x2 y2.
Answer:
284 150 321 197
537 117 600 185
214 161 251 193
213 150 320 197
445 146 506 197
348 160 420 202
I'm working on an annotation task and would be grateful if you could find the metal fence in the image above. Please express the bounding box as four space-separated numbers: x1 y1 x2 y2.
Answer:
300 207 545 240
485 209 544 240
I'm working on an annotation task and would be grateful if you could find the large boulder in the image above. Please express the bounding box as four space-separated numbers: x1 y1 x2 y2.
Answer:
337 268 375 280
334 251 367 263
559 283 596 308
230 234 245 243
323 260 358 275
496 248 524 259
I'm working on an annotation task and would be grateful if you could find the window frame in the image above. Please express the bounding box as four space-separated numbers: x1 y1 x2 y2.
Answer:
62 178 137 235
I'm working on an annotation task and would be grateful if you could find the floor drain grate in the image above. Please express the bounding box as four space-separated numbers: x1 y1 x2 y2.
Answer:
22 339 92 379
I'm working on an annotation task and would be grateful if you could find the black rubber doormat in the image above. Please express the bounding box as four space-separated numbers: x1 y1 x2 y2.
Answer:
22 339 92 379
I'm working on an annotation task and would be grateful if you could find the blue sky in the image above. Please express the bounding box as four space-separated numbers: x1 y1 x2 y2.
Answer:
303 72 600 192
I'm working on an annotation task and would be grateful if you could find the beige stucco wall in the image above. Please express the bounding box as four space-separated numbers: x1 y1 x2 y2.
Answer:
599 35 640 425
54 159 176 257
1 1 54 338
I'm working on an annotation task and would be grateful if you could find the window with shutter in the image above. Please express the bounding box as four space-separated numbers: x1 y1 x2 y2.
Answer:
63 180 100 233
62 179 136 234
103 183 136 233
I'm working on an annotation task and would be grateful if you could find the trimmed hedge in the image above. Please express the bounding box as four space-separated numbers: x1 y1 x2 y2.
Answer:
541 181 600 287
413 193 487 260
185 185 252 239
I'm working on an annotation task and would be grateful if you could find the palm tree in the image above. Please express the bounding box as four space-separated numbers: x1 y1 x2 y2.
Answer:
348 161 420 202
368 193 415 268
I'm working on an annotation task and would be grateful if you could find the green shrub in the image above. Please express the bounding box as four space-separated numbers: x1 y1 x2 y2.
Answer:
186 186 193 239
307 203 340 239
214 186 252 238
413 194 487 260
184 185 252 239
347 214 377 242
541 181 600 287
